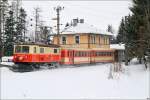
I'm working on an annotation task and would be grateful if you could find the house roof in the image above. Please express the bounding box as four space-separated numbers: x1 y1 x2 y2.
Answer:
61 23 112 36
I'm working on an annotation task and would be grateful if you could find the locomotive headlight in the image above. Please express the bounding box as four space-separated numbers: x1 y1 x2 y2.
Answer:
19 56 24 61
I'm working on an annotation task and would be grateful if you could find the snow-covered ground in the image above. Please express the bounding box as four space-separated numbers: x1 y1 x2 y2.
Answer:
0 60 149 99
0 56 14 66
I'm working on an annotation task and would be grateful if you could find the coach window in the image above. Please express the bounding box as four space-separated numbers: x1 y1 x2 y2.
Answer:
109 52 112 56
96 52 99 56
40 48 44 53
85 52 87 57
75 35 80 44
78 52 81 57
34 47 36 53
62 36 66 45
22 46 29 53
103 37 105 45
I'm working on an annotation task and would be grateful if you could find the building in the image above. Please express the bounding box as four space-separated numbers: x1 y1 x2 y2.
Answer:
110 44 125 62
53 23 112 49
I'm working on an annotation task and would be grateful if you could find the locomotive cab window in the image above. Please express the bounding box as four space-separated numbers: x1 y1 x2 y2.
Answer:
40 48 44 53
22 46 29 53
15 46 21 53
34 47 36 53
54 49 58 53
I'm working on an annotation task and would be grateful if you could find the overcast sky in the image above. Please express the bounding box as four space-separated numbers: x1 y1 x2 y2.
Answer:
20 0 132 34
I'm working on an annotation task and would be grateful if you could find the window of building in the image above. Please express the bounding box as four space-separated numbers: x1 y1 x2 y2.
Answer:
62 36 66 45
104 37 106 44
40 48 44 53
93 36 96 44
104 37 109 45
75 35 80 44
105 37 108 44
99 36 101 44
91 35 96 44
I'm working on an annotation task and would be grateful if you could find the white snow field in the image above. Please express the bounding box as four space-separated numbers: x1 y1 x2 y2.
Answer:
0 60 149 99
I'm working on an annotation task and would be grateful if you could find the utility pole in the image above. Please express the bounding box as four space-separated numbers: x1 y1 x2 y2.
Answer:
54 6 64 45
34 7 41 42
16 0 22 22
0 0 2 61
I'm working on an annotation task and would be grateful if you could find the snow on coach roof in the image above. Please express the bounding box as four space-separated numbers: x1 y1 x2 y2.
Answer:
110 44 125 50
61 23 112 36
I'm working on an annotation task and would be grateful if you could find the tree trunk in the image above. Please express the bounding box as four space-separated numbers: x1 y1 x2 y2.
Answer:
139 58 142 64
143 57 148 69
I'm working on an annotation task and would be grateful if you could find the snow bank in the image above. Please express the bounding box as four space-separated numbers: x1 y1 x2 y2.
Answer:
110 44 125 50
0 56 14 66
1 56 13 62
0 62 149 99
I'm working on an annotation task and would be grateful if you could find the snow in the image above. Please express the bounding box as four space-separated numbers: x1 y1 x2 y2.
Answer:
0 61 149 99
110 44 125 50
0 56 14 66
61 23 112 36
1 56 13 62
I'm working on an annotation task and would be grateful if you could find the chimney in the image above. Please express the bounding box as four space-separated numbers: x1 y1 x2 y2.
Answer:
72 18 79 26
80 19 84 23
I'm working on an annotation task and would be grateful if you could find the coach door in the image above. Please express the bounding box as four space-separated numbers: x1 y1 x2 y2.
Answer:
68 50 74 64
90 50 95 63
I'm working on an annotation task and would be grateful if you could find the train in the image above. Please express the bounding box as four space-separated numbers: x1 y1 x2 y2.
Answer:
12 43 116 71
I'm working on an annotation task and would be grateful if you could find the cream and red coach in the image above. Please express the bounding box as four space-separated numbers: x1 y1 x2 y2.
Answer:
13 43 61 66
60 48 115 65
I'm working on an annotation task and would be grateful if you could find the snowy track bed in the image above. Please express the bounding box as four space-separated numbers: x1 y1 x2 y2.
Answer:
0 63 149 99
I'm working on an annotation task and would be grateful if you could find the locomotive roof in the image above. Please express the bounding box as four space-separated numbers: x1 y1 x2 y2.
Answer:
15 43 60 48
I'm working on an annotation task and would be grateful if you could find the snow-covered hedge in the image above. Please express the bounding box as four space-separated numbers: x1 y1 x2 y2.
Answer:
1 56 13 62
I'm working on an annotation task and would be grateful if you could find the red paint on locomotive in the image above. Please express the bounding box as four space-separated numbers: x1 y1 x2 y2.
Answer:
13 54 61 63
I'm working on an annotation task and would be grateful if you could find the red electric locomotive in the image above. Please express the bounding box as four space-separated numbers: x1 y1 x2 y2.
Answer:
13 43 61 71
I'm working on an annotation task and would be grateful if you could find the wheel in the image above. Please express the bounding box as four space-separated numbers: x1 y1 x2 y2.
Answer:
33 64 40 69
55 62 60 68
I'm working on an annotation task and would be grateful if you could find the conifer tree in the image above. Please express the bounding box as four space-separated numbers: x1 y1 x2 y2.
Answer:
130 0 150 65
16 7 27 42
3 10 15 56
107 24 114 34
117 18 125 43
